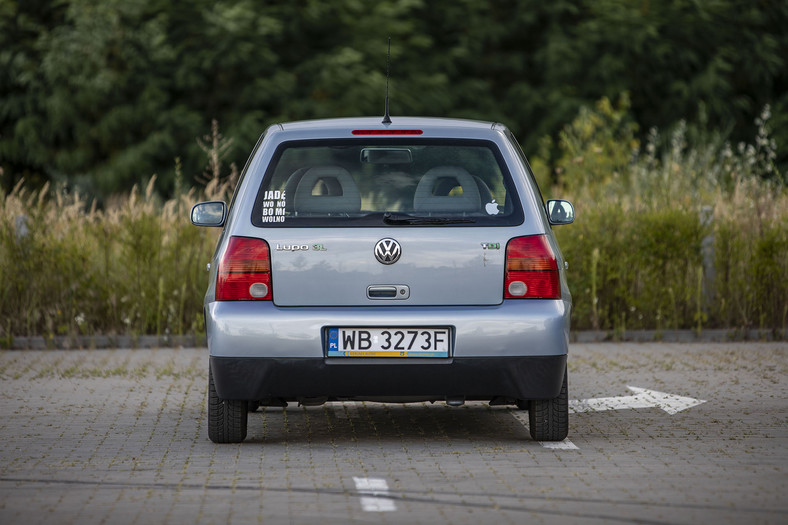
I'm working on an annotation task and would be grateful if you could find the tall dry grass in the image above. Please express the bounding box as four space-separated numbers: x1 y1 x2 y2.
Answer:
0 174 234 343
548 100 788 334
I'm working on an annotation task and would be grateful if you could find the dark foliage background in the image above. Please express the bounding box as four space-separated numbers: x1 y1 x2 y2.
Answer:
2 0 787 200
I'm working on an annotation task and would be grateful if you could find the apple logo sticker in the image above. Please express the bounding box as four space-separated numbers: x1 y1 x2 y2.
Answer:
485 200 500 215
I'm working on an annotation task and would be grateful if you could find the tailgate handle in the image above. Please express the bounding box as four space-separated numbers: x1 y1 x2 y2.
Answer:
367 285 410 300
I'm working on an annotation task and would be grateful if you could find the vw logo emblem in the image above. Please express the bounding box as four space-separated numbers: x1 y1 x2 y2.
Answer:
374 238 401 265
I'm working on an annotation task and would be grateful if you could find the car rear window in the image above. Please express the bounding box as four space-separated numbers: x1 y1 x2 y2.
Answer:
251 139 524 227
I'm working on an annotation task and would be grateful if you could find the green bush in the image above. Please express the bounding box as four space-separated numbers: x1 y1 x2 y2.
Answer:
556 205 707 332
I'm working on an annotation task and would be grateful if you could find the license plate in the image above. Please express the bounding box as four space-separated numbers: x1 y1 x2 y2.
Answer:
327 327 451 357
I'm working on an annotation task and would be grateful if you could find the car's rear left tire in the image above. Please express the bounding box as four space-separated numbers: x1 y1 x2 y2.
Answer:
208 364 248 443
528 367 568 441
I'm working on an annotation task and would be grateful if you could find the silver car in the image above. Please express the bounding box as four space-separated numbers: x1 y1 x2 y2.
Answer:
191 117 574 443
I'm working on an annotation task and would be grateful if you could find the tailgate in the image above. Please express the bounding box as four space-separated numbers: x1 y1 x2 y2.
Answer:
269 229 506 306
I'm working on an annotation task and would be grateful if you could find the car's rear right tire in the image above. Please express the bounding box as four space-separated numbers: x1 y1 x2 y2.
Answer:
528 368 568 441
208 364 248 443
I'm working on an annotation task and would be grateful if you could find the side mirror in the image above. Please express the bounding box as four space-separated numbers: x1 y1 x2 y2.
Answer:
190 201 227 227
546 199 575 225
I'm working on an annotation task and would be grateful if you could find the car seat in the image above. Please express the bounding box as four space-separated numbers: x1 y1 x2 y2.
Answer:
289 166 361 214
413 166 482 213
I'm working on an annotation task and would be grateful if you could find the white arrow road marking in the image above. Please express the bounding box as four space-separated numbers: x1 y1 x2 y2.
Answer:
353 477 396 512
509 386 704 448
570 386 706 415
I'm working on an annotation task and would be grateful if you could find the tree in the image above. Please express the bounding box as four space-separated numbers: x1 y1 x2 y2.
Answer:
1 0 786 199
0 0 69 190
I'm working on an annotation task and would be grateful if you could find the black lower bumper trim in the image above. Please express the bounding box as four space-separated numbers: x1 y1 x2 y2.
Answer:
210 355 567 402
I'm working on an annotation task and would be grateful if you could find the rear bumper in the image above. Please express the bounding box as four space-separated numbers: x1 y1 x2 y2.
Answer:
205 300 571 359
210 354 567 401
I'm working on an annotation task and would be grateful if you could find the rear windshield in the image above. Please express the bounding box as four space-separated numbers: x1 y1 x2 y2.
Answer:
251 139 524 227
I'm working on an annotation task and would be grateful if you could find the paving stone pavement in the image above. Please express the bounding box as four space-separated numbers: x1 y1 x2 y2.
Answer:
0 343 786 524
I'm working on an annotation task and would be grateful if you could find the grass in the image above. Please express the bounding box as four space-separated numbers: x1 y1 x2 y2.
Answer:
0 175 231 341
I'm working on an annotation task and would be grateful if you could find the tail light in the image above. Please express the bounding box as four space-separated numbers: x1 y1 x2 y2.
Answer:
351 129 423 135
216 236 272 301
504 235 560 299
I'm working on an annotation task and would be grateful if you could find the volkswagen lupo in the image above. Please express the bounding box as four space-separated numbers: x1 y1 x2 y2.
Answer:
191 117 574 443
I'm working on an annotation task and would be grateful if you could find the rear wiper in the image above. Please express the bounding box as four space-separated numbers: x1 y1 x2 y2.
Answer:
382 212 476 225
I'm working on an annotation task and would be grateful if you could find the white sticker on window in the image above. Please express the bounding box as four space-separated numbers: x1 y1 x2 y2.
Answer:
485 199 500 215
261 190 287 223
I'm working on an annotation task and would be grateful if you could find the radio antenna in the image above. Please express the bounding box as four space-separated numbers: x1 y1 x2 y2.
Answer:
382 37 392 124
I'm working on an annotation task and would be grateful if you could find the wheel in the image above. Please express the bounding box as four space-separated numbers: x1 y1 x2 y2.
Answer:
208 364 248 443
528 368 568 441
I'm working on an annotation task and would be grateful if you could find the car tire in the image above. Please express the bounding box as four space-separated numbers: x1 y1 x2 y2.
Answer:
208 364 248 443
528 368 568 441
